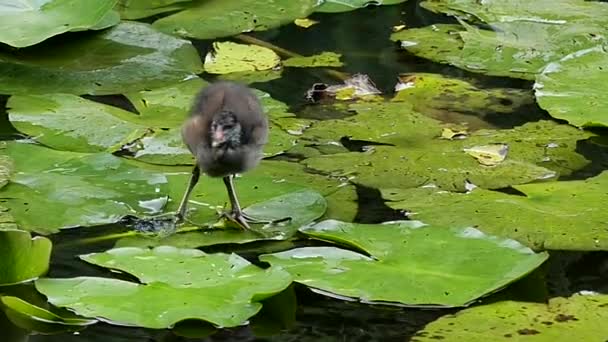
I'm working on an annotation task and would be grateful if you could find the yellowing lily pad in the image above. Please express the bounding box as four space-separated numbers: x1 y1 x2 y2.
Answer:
414 293 608 341
464 144 508 166
204 42 281 74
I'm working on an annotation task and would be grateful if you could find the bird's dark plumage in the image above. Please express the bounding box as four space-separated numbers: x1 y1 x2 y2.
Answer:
176 81 281 229
182 81 268 177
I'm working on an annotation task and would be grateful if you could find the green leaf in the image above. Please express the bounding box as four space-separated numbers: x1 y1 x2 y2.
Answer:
36 246 292 328
413 293 608 341
115 161 353 248
203 42 281 74
383 171 608 251
301 102 590 191
0 142 169 234
393 73 534 128
152 0 319 40
535 45 608 128
124 77 208 128
0 0 118 47
260 220 548 307
315 0 407 13
0 22 202 95
283 52 344 68
8 94 149 153
1 296 96 333
116 0 193 20
0 230 52 285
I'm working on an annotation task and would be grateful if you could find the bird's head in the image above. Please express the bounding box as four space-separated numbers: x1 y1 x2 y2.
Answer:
210 111 242 148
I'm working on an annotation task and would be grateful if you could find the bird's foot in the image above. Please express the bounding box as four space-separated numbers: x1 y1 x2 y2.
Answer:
219 210 291 230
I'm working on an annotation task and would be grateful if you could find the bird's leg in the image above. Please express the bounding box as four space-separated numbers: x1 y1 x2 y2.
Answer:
175 165 200 223
221 175 291 229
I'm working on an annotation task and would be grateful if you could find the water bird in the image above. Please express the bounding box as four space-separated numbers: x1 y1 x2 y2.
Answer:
176 81 287 229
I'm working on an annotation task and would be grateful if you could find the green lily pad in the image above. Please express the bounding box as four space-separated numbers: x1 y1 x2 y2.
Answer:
0 142 169 234
421 0 608 25
315 0 407 13
392 73 534 128
390 24 466 70
204 42 281 74
1 296 96 333
116 161 353 248
0 22 202 95
261 220 548 307
302 104 591 191
413 293 608 341
8 94 149 153
535 45 608 128
383 171 608 251
283 52 344 68
36 246 292 328
116 0 193 19
218 69 284 85
126 128 193 165
153 0 320 40
124 77 208 128
0 0 118 48
0 230 52 285
391 20 608 80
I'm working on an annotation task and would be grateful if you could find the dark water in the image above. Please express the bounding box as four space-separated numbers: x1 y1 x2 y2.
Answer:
3 1 608 341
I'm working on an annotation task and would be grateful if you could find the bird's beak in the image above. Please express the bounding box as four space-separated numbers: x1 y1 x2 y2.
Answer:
211 128 225 147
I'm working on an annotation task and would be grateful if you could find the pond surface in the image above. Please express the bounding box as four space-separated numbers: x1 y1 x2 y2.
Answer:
1 1 608 341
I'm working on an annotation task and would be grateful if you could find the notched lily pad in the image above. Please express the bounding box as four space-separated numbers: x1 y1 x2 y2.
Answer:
0 0 118 47
1 296 96 333
383 171 608 251
0 22 202 95
261 220 548 307
535 45 608 128
36 246 292 328
0 229 52 285
0 142 169 234
153 0 320 40
8 94 149 153
283 52 343 68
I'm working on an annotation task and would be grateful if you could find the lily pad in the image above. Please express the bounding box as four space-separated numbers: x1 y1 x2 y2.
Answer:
36 246 292 328
0 142 169 234
8 94 149 153
116 0 193 19
391 20 608 80
1 296 96 333
0 230 52 285
383 171 608 251
204 42 281 74
302 108 591 191
535 45 608 128
315 0 407 13
116 161 353 248
413 293 608 341
153 0 320 40
261 220 548 307
283 52 344 68
392 73 535 128
123 77 208 128
0 0 118 47
0 22 202 95
421 0 608 25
